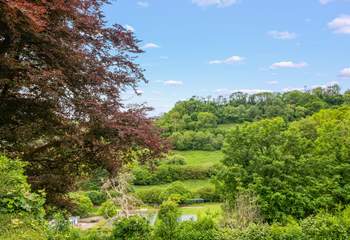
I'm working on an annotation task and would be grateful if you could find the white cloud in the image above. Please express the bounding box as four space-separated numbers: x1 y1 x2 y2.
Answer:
143 43 160 49
328 15 350 34
268 30 297 40
320 0 335 4
270 61 308 69
137 1 149 7
266 80 279 85
124 25 135 32
192 0 238 8
209 55 244 64
164 80 183 86
339 67 350 78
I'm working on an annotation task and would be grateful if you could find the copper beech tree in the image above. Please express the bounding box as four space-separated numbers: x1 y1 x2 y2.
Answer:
0 0 167 206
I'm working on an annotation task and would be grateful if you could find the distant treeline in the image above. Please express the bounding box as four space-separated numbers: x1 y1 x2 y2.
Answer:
157 85 350 150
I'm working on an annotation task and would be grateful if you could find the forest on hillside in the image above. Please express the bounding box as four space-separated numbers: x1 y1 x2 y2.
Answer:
157 85 349 150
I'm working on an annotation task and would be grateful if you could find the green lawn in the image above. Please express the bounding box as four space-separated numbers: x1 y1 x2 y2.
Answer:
180 203 222 216
173 150 224 167
133 179 213 192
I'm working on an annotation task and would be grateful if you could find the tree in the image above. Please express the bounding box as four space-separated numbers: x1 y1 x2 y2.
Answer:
0 0 167 206
219 108 350 222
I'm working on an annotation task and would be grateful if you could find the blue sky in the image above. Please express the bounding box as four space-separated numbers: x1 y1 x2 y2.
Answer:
103 0 350 115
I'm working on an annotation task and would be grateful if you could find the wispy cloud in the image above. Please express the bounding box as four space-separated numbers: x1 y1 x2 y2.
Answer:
270 61 308 69
266 80 279 85
209 55 244 64
164 80 183 86
143 43 160 49
137 1 149 8
339 67 350 78
320 0 335 5
192 0 238 8
124 25 135 32
328 15 350 34
268 30 297 40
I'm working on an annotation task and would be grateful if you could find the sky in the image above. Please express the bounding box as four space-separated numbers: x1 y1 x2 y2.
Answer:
103 0 350 115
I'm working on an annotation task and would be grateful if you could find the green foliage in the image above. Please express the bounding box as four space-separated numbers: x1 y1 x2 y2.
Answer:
155 200 180 240
98 199 118 218
176 215 220 240
164 154 186 165
195 186 220 202
136 188 163 204
0 155 45 216
170 130 224 151
111 216 152 240
69 192 94 217
157 86 345 150
133 164 212 185
86 190 107 206
219 107 350 222
0 213 48 240
160 181 193 204
79 168 109 191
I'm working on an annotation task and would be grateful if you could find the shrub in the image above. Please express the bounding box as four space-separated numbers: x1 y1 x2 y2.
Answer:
164 154 186 165
98 200 118 218
155 200 180 240
87 190 107 206
160 182 192 203
132 166 153 185
111 216 152 240
0 155 45 216
136 188 163 205
176 215 220 240
0 213 48 240
69 192 94 217
195 186 220 202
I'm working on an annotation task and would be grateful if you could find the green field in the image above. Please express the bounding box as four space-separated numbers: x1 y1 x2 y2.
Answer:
134 179 213 192
173 150 224 167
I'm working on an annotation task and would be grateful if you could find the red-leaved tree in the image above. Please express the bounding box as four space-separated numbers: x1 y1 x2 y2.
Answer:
0 0 167 206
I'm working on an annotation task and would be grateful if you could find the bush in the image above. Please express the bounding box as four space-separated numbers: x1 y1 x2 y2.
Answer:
111 216 152 240
195 186 220 202
0 155 45 216
176 215 220 240
160 181 192 204
132 166 153 185
155 200 180 240
0 213 48 240
164 154 186 165
86 190 107 206
136 188 163 205
98 199 118 218
69 192 94 217
133 165 211 186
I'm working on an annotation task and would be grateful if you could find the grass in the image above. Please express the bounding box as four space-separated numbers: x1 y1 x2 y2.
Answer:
173 150 224 167
180 203 222 216
133 179 213 192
